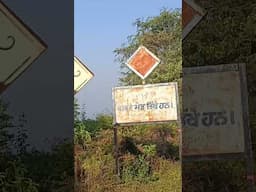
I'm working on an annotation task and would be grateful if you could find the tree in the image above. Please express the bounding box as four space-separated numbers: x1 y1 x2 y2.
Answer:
113 9 182 183
0 100 14 154
0 99 38 191
74 99 91 149
114 8 181 86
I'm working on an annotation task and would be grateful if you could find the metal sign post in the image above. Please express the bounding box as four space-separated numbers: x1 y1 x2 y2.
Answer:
112 83 179 177
113 124 120 177
112 45 180 178
0 1 47 94
113 45 162 177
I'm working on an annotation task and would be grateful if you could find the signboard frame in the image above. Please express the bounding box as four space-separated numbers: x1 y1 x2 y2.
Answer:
74 56 94 94
0 1 47 94
112 82 180 126
181 63 252 162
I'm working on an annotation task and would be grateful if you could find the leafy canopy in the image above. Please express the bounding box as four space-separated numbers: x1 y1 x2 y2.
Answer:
114 8 181 86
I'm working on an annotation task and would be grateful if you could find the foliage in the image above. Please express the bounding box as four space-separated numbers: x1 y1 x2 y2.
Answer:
74 99 91 149
121 155 152 183
95 114 113 130
82 115 113 137
21 140 74 192
114 8 181 86
114 160 181 192
75 124 91 149
0 99 74 192
75 127 181 192
0 100 38 192
183 161 247 192
0 160 38 192
74 8 182 192
0 100 14 154
142 144 157 157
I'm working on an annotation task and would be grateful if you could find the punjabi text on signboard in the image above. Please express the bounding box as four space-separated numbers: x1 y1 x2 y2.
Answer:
182 65 246 156
113 83 179 125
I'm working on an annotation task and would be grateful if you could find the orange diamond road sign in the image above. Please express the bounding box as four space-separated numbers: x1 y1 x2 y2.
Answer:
182 0 206 40
126 45 160 80
0 1 47 94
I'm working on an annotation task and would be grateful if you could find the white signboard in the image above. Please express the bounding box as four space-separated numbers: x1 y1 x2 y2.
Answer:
0 2 46 93
113 83 179 125
74 56 94 94
182 64 247 157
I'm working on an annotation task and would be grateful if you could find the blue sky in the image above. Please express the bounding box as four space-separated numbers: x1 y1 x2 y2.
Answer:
75 0 181 118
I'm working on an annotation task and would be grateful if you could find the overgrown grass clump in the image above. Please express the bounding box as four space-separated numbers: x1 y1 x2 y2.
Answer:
75 114 181 192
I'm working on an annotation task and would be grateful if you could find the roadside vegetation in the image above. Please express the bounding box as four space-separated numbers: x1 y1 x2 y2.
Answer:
0 99 73 192
74 8 182 192
2 2 256 191
74 101 181 192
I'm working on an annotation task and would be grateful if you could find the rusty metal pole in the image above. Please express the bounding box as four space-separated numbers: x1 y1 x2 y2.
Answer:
113 124 120 178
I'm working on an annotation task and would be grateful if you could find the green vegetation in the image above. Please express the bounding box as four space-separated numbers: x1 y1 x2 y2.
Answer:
75 8 182 192
114 8 181 86
0 99 73 192
75 2 256 190
74 115 181 192
0 100 38 192
1 1 255 191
